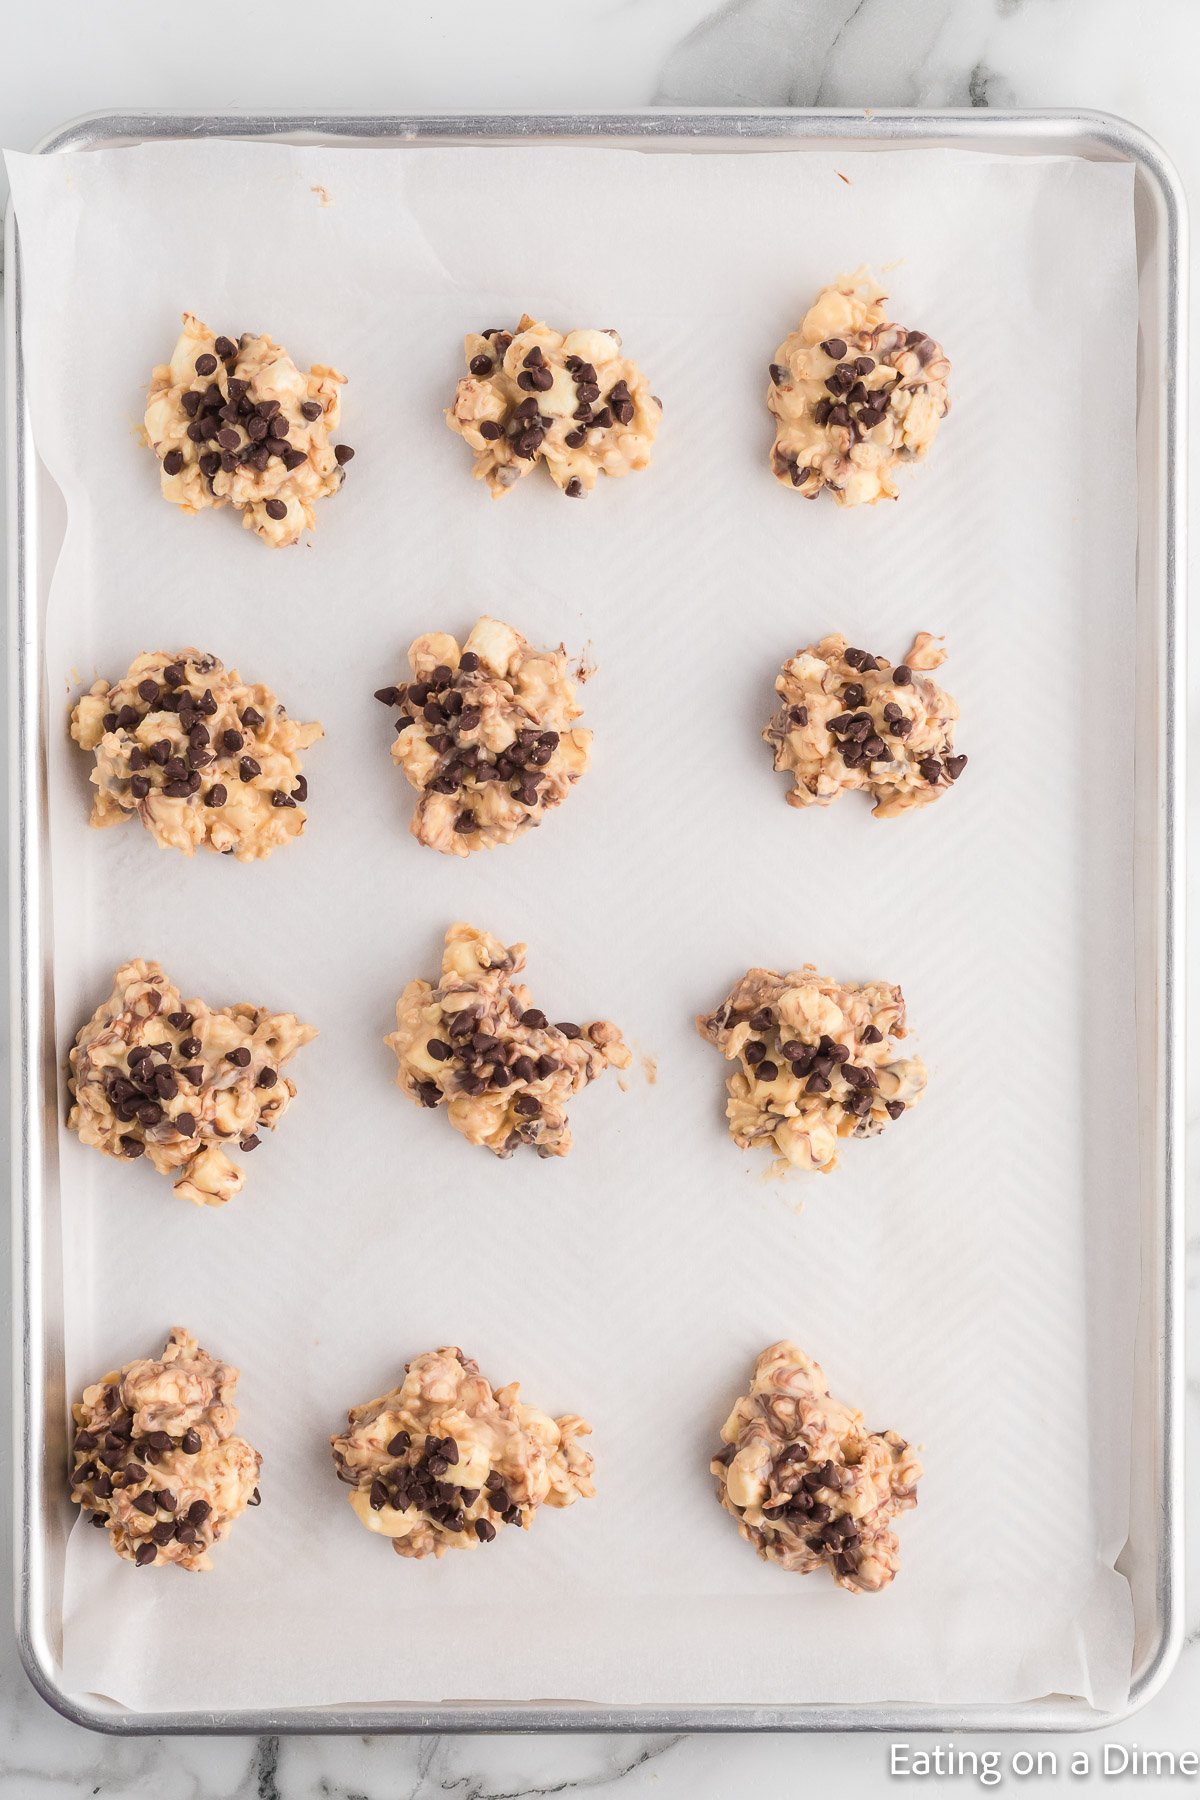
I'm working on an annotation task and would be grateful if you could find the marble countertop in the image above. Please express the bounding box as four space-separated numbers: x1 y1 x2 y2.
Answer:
1 0 1195 1793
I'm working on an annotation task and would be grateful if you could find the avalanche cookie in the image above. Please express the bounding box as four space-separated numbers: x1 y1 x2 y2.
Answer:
713 1341 922 1592
768 269 950 505
697 964 925 1173
70 1327 261 1570
374 617 590 855
70 648 322 860
387 923 630 1158
764 633 966 818
144 312 354 546
68 958 316 1207
445 315 661 498
331 1345 594 1559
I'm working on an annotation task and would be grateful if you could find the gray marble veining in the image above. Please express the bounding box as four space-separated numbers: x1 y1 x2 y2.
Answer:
1 0 1197 1792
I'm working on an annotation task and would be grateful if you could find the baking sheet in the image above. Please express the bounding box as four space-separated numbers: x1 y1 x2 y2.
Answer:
4 137 1140 1714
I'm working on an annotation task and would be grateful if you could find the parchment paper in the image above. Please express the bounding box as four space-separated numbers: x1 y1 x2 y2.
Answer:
5 137 1140 1714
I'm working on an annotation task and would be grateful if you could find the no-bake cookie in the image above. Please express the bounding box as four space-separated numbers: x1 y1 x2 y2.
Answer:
387 923 629 1158
374 618 590 855
697 964 925 1173
68 958 316 1207
331 1345 594 1559
764 633 965 818
70 648 322 860
144 312 354 547
768 270 950 506
445 315 660 498
70 1327 261 1570
713 1341 922 1592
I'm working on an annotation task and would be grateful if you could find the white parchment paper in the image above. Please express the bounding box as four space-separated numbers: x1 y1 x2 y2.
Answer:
6 138 1139 1714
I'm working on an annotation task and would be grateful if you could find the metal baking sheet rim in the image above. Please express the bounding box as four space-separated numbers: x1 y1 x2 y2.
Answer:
5 106 1186 1736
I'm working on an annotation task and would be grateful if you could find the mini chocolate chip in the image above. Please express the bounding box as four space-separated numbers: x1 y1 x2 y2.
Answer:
755 1060 779 1082
133 1491 157 1516
181 1429 202 1454
263 499 288 521
204 784 227 807
239 756 261 782
556 1021 582 1039
187 1499 211 1525
174 1112 197 1137
564 478 583 497
945 754 968 780
513 1094 541 1118
134 1542 157 1565
919 758 943 784
240 1134 260 1152
194 353 217 376
886 1100 906 1120
334 444 355 464
119 1135 145 1157
162 449 184 476
894 665 912 686
475 1517 497 1542
129 775 150 798
820 338 847 359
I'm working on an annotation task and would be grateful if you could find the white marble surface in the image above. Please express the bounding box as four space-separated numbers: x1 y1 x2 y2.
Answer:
0 1 1196 1793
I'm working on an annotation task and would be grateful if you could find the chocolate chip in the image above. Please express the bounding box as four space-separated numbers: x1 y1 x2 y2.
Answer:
187 1499 211 1525
919 758 943 784
299 399 323 422
132 1490 157 1516
416 1080 441 1108
513 1094 541 1118
565 478 583 497
755 1061 779 1082
744 1040 767 1067
174 1112 196 1138
475 1517 496 1542
334 444 355 464
239 756 261 783
134 1541 157 1565
945 754 968 780
119 1135 145 1157
263 499 287 521
240 1134 260 1152
469 354 494 376
769 362 788 385
788 705 808 727
886 1100 906 1120
556 1021 582 1039
894 665 912 686
805 1073 831 1095
203 784 227 809
162 449 184 476
181 1428 201 1454
129 775 150 799
820 338 847 359
194 353 217 376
